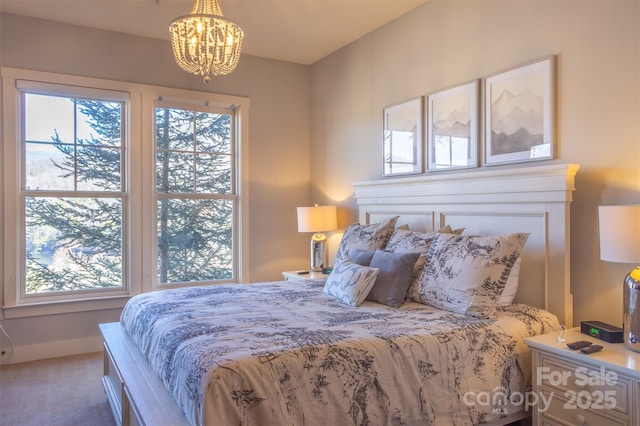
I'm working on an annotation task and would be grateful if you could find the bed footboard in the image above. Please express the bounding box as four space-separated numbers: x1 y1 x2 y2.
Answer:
100 322 188 426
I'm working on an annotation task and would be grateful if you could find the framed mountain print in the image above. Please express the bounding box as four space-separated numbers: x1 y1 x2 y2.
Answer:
484 56 555 165
383 98 423 176
426 80 478 171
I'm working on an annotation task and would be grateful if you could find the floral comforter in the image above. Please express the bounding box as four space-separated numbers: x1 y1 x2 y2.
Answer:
120 279 559 426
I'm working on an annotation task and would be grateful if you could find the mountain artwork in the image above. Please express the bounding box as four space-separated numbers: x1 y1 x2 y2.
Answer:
427 80 477 170
490 88 544 155
484 57 553 164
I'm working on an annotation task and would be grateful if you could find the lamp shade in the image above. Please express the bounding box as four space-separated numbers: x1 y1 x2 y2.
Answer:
297 206 337 233
599 205 640 263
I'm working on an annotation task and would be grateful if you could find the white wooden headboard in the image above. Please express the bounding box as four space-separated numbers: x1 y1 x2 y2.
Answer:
353 163 579 328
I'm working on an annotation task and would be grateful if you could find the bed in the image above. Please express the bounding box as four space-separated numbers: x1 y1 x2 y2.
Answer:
100 163 579 426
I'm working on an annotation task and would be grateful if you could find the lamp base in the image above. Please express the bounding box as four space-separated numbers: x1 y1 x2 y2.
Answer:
623 266 640 353
310 233 327 272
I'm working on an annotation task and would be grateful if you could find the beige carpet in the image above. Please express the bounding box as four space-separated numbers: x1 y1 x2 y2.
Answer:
0 353 532 426
0 352 115 426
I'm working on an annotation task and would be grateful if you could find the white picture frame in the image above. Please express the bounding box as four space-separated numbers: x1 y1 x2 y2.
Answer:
426 80 478 171
484 56 555 166
383 98 423 176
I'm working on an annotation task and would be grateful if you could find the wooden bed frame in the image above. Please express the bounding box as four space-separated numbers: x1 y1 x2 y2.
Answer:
100 162 579 426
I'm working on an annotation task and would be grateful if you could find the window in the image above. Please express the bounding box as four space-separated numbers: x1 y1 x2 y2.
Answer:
1 68 249 317
154 103 236 285
20 85 128 299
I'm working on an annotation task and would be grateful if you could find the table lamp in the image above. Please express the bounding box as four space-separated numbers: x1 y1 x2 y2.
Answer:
297 205 337 271
599 205 640 352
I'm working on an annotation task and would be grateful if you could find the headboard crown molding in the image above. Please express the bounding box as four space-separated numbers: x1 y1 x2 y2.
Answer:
353 163 579 205
353 163 579 327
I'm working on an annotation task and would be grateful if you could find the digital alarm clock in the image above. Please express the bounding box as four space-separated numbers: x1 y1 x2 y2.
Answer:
581 320 623 343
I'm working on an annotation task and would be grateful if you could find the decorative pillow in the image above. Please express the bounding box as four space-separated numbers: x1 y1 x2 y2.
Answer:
334 216 399 266
323 259 380 307
385 227 462 302
365 250 420 307
438 224 465 235
496 257 522 306
386 228 440 253
417 233 530 318
348 250 376 266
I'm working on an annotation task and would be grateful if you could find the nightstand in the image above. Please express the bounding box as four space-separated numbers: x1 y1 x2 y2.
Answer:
282 270 329 281
525 327 640 426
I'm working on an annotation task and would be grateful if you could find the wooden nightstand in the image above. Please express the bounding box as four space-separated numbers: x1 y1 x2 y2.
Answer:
282 270 329 281
525 327 640 426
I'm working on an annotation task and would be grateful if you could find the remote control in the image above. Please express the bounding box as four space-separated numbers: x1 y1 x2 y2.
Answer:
579 344 603 354
566 340 592 350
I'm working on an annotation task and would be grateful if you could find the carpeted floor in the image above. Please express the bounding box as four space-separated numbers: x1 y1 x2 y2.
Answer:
0 352 115 426
0 352 533 426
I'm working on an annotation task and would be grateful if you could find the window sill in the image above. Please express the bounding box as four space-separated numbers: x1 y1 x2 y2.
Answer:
2 296 132 319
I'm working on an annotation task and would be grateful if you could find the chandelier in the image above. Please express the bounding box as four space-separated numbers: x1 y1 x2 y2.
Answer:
169 0 244 83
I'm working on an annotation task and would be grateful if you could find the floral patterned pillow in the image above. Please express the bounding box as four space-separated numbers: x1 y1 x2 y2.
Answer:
334 216 399 266
496 257 522 306
323 259 380 307
437 225 465 235
416 232 529 318
385 226 464 302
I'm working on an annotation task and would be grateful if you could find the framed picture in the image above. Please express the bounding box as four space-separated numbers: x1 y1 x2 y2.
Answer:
426 80 478 171
383 98 423 176
484 56 555 166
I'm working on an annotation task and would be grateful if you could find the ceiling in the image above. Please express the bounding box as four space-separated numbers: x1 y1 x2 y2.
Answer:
0 0 426 65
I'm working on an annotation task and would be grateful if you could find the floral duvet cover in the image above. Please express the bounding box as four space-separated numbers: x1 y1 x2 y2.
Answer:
120 279 559 426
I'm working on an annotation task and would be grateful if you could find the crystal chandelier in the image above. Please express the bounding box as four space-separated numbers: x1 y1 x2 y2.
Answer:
169 0 244 83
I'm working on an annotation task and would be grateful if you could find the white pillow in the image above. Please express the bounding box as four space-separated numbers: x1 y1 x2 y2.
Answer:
417 233 529 318
323 259 380 307
496 257 522 306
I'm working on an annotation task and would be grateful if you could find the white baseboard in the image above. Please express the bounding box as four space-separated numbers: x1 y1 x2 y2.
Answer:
5 335 103 364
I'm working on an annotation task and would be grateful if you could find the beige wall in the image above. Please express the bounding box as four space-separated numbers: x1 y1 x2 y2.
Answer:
0 14 311 361
310 1 640 327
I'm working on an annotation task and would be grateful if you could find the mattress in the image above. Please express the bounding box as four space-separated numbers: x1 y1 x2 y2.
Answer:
120 279 559 425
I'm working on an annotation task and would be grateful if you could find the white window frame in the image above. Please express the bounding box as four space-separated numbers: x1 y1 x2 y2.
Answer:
1 68 250 319
18 81 131 302
151 97 238 287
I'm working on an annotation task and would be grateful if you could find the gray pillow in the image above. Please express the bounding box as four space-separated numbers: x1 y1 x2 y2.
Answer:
348 250 376 266
365 250 420 308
